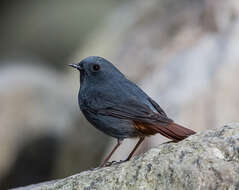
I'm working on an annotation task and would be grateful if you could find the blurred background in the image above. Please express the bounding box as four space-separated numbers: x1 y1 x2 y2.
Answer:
0 0 239 189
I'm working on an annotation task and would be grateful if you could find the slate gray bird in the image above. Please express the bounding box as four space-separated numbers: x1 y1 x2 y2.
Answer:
69 56 195 167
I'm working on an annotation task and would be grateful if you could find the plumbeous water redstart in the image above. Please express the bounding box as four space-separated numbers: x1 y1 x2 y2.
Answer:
69 56 195 167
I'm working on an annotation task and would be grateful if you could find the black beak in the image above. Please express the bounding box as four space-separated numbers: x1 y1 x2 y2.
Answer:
68 63 83 70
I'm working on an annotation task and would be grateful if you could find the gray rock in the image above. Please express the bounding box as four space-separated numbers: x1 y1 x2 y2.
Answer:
15 123 239 190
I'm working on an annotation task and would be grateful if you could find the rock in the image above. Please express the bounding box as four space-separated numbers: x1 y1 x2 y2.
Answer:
15 123 239 190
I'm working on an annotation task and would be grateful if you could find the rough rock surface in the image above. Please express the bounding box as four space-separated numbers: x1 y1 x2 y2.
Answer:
16 123 239 190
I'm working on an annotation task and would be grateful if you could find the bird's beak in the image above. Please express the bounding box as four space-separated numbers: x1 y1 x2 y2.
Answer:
68 63 83 70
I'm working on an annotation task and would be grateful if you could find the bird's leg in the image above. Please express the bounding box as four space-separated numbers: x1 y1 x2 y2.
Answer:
125 137 145 161
100 139 123 167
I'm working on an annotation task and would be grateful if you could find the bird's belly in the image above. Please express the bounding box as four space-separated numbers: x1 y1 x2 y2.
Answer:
82 109 138 139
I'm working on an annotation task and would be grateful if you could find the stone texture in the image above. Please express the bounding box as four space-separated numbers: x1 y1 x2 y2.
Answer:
15 123 239 190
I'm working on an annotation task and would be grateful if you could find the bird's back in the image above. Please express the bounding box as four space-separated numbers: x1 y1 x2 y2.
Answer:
79 75 156 112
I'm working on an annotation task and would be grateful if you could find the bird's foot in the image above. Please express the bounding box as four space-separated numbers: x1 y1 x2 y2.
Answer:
162 140 177 145
100 159 128 167
116 159 128 164
105 160 117 166
100 160 117 167
111 159 128 165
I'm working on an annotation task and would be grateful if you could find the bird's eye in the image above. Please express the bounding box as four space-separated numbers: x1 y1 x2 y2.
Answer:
92 64 100 72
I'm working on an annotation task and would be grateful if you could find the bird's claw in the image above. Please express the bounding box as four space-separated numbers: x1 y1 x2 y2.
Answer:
100 159 128 167
100 160 117 167
162 140 177 145
118 159 127 164
105 160 117 166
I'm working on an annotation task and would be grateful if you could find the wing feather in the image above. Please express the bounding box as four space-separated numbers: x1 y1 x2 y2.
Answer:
96 99 173 125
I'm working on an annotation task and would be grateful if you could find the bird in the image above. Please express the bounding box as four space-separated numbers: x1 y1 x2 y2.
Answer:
69 56 195 167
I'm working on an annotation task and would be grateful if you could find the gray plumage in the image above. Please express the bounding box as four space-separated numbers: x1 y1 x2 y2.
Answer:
69 56 195 166
75 56 171 139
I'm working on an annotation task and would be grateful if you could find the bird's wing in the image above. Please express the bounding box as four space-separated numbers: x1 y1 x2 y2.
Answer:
83 98 196 140
96 99 173 125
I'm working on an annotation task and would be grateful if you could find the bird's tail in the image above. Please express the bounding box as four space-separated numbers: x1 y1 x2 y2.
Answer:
154 122 196 142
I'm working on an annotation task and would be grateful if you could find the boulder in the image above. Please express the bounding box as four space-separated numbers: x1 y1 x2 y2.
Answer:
15 123 239 190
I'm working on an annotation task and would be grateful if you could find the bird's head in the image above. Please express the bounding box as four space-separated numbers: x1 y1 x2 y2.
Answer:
69 56 125 85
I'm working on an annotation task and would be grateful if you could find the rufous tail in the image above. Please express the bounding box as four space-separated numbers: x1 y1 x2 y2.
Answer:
154 123 196 142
